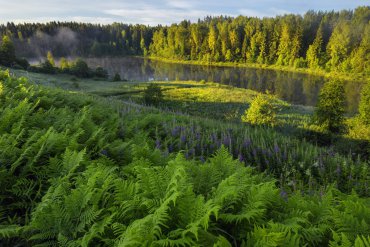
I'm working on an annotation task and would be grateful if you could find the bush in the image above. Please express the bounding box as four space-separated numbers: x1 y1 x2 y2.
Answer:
313 79 345 133
70 58 90 78
42 60 56 74
359 81 370 125
112 73 121 81
143 83 163 106
15 58 30 69
94 67 108 79
241 94 277 126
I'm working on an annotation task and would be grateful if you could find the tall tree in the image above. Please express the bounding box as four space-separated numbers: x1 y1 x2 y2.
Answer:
0 35 16 66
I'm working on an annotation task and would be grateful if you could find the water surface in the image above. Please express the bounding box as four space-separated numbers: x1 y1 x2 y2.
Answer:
83 57 364 113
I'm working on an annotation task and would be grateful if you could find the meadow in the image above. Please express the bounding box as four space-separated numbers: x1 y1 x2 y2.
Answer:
0 69 369 246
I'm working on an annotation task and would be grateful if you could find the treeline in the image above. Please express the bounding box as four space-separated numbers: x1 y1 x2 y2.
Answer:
0 6 369 74
0 22 152 57
149 7 370 75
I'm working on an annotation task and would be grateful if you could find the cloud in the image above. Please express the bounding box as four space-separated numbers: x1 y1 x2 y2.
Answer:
239 8 291 18
0 0 367 25
104 2 232 25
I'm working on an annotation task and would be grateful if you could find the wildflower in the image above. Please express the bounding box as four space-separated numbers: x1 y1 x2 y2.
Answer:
238 153 244 162
243 139 251 148
200 156 205 163
280 189 288 201
155 139 161 149
335 166 341 176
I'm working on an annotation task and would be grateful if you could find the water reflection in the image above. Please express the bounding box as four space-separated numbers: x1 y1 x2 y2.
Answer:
84 57 363 113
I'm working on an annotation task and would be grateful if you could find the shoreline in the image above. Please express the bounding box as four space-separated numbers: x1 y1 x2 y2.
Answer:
146 56 368 82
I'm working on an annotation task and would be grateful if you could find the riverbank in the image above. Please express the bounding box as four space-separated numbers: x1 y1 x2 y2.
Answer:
147 56 369 82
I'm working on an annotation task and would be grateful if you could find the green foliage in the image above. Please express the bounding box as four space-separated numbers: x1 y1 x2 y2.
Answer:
313 79 346 133
241 95 277 126
70 58 90 78
47 51 55 67
144 83 164 106
0 71 369 246
359 81 370 125
95 67 108 79
0 35 16 67
112 73 121 81
1 7 369 76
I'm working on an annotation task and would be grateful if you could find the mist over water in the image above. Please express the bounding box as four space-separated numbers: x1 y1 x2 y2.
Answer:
15 27 78 58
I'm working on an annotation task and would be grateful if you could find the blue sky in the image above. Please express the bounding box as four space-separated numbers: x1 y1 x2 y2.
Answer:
0 0 368 25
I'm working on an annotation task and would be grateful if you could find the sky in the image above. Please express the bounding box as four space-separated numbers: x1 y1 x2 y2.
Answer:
0 0 368 26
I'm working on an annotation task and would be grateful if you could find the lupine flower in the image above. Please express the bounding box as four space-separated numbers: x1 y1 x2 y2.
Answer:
168 144 174 153
200 156 205 163
180 135 186 143
222 136 231 146
155 139 161 149
274 144 280 154
253 149 257 158
238 153 244 162
100 149 108 156
336 166 341 176
243 139 251 148
280 189 288 201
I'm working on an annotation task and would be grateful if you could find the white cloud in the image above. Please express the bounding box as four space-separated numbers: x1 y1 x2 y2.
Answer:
239 8 290 18
104 2 232 25
0 0 366 25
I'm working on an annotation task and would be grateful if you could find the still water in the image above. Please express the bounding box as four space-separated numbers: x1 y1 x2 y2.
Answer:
85 57 364 113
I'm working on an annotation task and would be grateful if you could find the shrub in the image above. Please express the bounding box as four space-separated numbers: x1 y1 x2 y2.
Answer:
39 60 56 74
112 73 121 81
313 79 345 133
95 67 108 79
70 58 90 78
15 58 30 70
241 94 277 126
143 83 163 106
359 81 370 125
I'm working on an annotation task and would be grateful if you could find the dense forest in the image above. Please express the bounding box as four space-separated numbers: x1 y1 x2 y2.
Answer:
0 6 369 75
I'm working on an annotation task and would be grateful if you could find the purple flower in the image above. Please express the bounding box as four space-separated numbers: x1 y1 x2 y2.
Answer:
274 144 280 154
280 189 288 201
171 127 180 136
200 156 205 163
222 136 231 146
100 150 108 156
168 144 174 153
238 153 244 162
180 135 186 143
243 139 251 148
335 166 341 176
253 149 257 158
155 139 161 149
195 132 201 139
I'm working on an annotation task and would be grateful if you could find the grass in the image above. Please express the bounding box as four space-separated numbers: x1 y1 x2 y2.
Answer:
9 68 369 159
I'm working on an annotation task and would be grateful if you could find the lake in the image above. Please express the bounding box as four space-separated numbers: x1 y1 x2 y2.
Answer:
83 57 364 113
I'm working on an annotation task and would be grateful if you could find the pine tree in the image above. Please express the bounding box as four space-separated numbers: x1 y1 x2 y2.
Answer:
0 35 16 67
313 79 346 132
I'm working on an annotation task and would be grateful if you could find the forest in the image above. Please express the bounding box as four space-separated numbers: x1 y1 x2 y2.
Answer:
0 6 369 76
